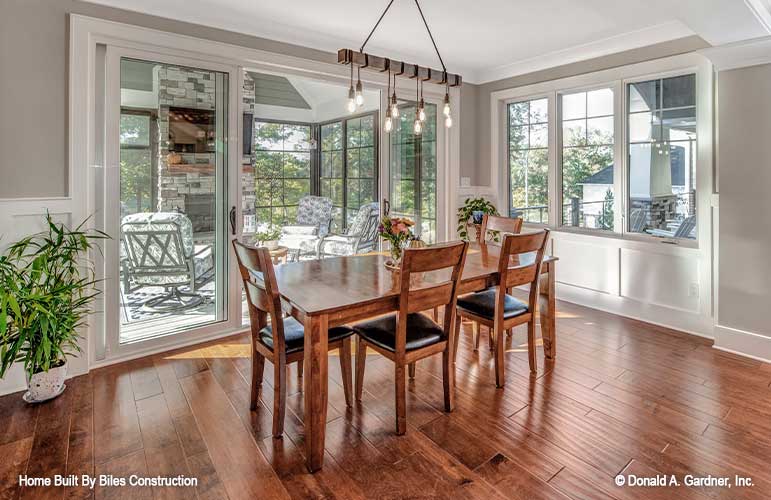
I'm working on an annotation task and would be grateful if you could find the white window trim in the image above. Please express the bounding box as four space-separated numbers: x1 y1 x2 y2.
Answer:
490 53 713 250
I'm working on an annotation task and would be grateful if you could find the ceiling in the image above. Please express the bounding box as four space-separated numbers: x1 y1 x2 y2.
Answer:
86 0 771 84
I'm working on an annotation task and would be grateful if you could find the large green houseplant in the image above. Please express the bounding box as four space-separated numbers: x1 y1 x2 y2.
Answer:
0 214 107 402
457 197 499 241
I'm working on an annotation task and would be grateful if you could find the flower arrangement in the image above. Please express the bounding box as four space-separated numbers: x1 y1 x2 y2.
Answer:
378 215 414 265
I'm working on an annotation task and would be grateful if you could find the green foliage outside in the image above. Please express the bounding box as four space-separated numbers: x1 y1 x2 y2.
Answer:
120 114 153 213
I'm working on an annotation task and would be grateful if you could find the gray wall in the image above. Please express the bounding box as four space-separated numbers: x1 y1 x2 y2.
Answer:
3 0 481 198
717 64 771 338
469 35 710 186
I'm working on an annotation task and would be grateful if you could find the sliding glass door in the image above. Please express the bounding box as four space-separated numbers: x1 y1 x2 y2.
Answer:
104 49 239 357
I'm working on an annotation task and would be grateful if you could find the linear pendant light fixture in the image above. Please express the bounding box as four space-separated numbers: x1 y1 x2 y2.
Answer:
338 0 462 134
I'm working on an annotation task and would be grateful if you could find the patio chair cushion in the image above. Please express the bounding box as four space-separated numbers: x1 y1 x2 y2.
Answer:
318 234 359 257
281 225 319 236
353 313 445 352
456 288 529 320
295 195 333 237
347 202 378 236
259 317 354 354
122 212 194 257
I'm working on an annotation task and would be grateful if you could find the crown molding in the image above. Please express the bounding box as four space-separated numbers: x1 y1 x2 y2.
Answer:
700 35 771 71
471 20 694 84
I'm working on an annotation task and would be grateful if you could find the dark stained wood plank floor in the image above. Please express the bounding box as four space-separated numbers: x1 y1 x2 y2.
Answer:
3 297 771 499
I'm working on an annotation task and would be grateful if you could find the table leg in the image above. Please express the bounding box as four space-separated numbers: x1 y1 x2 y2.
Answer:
303 313 329 472
539 261 556 359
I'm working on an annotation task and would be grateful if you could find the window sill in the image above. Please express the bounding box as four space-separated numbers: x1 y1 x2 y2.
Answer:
524 223 699 249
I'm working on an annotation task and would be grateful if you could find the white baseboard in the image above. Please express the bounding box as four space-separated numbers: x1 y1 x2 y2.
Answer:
555 282 714 339
713 324 771 363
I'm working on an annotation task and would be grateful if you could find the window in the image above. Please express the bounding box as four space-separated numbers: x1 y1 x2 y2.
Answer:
253 121 312 227
320 113 378 232
627 74 696 239
119 111 155 214
508 98 548 223
390 103 438 243
560 88 615 231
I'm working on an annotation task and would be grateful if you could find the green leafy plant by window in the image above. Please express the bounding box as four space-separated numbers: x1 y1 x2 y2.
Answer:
254 226 281 243
0 215 108 379
456 197 499 241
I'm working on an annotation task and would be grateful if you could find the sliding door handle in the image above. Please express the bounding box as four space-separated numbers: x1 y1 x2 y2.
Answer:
229 206 236 235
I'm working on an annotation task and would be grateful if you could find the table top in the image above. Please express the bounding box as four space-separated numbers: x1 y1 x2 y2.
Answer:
273 242 556 316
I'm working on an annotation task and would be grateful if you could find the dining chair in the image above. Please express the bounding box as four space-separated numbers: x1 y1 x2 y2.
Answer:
469 214 524 350
232 240 355 438
454 229 549 388
353 241 469 435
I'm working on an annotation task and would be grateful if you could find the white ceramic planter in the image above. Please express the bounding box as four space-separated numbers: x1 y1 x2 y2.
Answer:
24 361 67 403
264 240 279 250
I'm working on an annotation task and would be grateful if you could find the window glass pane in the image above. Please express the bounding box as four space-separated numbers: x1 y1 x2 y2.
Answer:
561 92 586 120
508 98 549 223
587 88 613 117
254 121 312 228
662 74 696 108
629 80 659 112
626 75 696 239
560 88 615 231
120 114 150 146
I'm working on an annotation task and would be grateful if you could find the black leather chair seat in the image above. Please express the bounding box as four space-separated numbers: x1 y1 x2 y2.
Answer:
353 313 445 352
456 287 529 320
259 316 354 354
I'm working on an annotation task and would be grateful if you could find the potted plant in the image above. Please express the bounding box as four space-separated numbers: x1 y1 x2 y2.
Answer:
0 214 107 403
254 225 281 250
377 215 414 269
457 197 499 241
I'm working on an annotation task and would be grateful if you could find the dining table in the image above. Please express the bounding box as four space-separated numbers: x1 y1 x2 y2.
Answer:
272 241 558 472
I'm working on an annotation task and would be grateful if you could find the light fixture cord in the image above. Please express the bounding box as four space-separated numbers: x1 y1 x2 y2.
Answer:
360 0 396 52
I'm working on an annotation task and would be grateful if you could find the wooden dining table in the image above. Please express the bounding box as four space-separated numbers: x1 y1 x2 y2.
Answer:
272 242 558 472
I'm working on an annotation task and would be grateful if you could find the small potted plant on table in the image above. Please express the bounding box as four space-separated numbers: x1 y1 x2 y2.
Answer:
457 197 499 241
0 214 107 403
254 225 281 250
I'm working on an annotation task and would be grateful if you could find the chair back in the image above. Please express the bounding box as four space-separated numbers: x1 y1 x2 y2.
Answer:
296 195 334 237
479 214 523 242
349 202 380 250
673 215 696 239
395 241 469 353
121 212 193 285
496 230 550 311
232 239 287 353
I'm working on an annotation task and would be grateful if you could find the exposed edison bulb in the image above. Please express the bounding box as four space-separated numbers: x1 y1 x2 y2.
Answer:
413 118 423 135
384 116 393 133
418 107 426 122
443 92 451 117
390 103 399 118
445 115 453 128
347 86 356 113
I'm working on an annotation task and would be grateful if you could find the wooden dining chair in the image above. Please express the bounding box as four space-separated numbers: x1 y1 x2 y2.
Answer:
468 214 524 350
232 240 355 438
353 241 469 435
454 230 549 387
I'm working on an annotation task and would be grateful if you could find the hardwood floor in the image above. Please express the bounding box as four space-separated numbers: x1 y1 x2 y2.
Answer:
3 298 771 499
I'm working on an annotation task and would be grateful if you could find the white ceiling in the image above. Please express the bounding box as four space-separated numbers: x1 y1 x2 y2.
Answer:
86 0 771 83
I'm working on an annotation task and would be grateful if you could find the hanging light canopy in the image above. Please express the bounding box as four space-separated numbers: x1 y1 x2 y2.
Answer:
338 0 462 132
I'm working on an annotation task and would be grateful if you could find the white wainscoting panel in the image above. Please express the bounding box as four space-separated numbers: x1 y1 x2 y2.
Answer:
551 235 619 295
0 198 86 396
620 247 700 313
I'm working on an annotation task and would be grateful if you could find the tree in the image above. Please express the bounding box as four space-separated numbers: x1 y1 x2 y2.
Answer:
597 188 614 230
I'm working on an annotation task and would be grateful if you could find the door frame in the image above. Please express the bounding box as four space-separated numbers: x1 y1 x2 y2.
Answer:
101 45 241 361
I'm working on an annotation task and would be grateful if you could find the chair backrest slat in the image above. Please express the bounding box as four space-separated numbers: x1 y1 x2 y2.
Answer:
496 230 550 303
479 214 523 242
232 239 287 353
